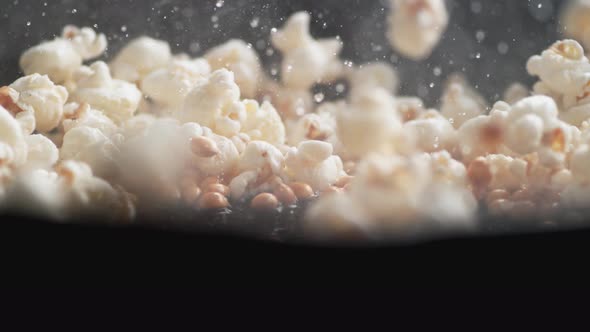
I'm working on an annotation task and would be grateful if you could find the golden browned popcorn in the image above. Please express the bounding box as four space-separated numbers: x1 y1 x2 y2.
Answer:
141 57 210 108
404 110 457 153
205 39 263 98
229 141 284 199
9 74 69 133
560 0 590 50
70 62 142 124
283 140 346 191
110 36 172 83
387 0 449 61
271 11 343 90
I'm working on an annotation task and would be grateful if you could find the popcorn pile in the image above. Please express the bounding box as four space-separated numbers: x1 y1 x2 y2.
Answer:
3 6 590 241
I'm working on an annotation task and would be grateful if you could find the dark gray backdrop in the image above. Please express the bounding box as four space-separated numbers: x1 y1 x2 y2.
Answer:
0 0 565 106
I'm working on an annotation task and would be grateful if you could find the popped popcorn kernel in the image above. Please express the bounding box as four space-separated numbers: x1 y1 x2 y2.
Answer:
110 36 172 83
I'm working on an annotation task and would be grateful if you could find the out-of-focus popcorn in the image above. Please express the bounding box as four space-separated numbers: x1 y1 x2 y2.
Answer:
0 106 27 167
387 0 449 61
60 126 121 178
19 26 106 84
287 102 338 146
560 0 590 50
205 40 263 98
441 82 486 129
62 102 118 136
70 62 142 124
271 11 343 90
258 78 313 119
241 100 286 146
347 62 399 96
404 110 457 153
110 36 172 83
283 140 345 191
9 74 69 133
503 82 530 105
395 96 426 122
189 127 239 178
22 134 59 171
141 57 210 108
337 88 406 158
229 141 284 199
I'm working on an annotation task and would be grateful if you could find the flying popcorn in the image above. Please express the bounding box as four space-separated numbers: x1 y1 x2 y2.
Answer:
387 0 449 61
441 82 486 129
560 0 590 50
271 11 343 90
110 36 172 83
347 62 399 96
205 39 263 99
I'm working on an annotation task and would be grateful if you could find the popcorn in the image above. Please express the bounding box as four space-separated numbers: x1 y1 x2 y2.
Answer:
560 0 590 50
0 106 27 166
240 100 286 145
283 140 345 191
70 61 142 124
229 141 284 199
9 74 69 132
347 62 399 96
22 134 59 170
110 36 172 83
404 110 457 153
503 82 530 105
60 126 120 178
141 57 211 108
205 39 263 98
395 96 426 122
62 25 107 61
287 107 337 146
62 102 118 136
387 0 449 61
258 79 313 119
271 11 343 89
440 82 486 129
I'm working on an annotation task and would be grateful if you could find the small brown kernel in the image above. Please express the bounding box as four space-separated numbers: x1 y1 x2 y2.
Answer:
273 183 298 206
334 175 354 188
251 193 279 210
199 192 229 209
191 136 220 158
181 184 201 205
289 182 314 200
205 183 230 196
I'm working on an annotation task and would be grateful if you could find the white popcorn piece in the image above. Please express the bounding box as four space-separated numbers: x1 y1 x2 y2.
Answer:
229 141 284 199
20 39 82 84
422 150 467 186
287 106 337 146
527 40 590 105
205 39 263 98
110 36 172 83
22 134 59 170
62 102 118 137
283 140 345 191
570 143 590 183
190 128 239 178
271 11 343 89
9 74 69 132
347 62 399 96
141 57 211 107
70 61 142 124
0 106 27 166
179 69 244 137
387 0 449 61
337 88 405 158
561 102 590 126
258 78 313 119
560 0 590 50
457 102 512 162
62 25 108 61
395 96 426 122
441 82 486 129
483 154 528 192
240 100 286 146
404 110 457 153
60 126 120 178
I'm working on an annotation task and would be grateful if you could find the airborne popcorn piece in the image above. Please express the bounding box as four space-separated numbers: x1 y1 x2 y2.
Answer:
560 0 590 50
110 36 172 83
387 0 449 61
440 82 486 129
205 39 263 99
347 62 399 96
271 11 343 90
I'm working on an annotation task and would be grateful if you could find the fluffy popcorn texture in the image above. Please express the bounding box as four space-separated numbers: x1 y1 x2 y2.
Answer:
258 79 313 119
70 62 142 124
179 69 244 137
229 141 284 199
283 140 345 191
387 0 449 61
141 58 211 107
0 106 27 166
22 134 59 171
560 0 590 50
271 11 343 90
62 102 118 136
110 36 172 83
9 74 69 133
205 40 263 99
240 100 286 145
60 126 120 178
503 83 530 105
404 110 457 153
20 40 82 84
441 82 485 129
62 25 107 61
287 103 338 146
189 127 239 178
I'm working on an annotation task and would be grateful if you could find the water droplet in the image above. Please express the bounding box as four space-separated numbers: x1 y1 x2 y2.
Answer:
216 0 224 8
121 25 127 32
250 17 260 28
335 83 345 94
314 93 325 103
497 42 509 54
26 21 31 26
433 67 442 76
211 15 218 23
475 30 486 42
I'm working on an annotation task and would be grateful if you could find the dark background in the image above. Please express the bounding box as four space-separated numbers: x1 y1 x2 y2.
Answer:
0 0 565 107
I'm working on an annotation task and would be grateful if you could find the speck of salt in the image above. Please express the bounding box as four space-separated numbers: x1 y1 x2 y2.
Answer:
250 17 260 28
314 93 325 103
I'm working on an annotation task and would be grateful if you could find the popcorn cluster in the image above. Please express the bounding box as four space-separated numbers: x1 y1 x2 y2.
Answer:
4 6 590 242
